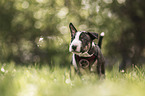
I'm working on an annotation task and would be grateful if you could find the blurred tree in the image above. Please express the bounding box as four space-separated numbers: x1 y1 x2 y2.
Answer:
0 0 110 66
108 0 145 71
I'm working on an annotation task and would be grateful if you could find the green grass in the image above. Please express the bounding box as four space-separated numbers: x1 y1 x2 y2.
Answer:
0 63 145 96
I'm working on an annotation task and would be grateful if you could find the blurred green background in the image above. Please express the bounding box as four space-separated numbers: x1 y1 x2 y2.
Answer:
0 0 145 69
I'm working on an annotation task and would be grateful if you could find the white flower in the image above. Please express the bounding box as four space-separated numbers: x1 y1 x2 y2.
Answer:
1 67 5 72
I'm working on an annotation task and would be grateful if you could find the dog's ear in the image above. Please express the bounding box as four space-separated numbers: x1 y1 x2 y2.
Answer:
87 32 98 40
69 23 77 37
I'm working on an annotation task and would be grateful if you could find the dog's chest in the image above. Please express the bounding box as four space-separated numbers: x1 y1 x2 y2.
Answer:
75 54 98 73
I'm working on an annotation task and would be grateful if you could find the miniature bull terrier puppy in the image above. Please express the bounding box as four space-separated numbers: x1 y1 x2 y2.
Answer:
69 23 105 78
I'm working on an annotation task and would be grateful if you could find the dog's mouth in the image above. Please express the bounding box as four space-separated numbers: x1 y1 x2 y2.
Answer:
70 45 91 55
71 49 86 54
71 51 81 54
72 51 93 57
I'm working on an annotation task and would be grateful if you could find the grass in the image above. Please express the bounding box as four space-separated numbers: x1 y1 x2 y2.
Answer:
0 63 145 96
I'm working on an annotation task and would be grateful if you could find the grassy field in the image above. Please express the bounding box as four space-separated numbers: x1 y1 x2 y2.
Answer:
0 63 145 96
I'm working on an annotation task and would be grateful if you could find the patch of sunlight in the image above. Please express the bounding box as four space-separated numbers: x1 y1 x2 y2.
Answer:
57 7 68 19
36 0 45 3
12 13 24 25
34 21 42 29
14 2 21 10
80 10 89 19
46 36 63 46
103 0 113 4
102 8 112 18
117 0 126 4
20 39 33 51
81 0 89 5
108 11 112 18
37 37 44 47
22 1 29 9
96 5 100 13
81 0 90 10
78 24 88 31
57 37 63 45
33 9 47 20
95 15 103 25
17 84 37 96
47 36 56 40
58 26 68 34
39 37 43 42
33 11 42 20
82 4 90 10
56 0 64 6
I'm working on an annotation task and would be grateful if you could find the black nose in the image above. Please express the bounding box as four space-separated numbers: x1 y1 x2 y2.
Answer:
72 45 77 51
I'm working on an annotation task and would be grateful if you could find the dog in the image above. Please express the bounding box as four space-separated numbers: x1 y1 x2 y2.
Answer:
69 23 105 77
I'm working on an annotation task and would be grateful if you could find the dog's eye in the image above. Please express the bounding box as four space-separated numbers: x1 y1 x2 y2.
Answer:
81 38 85 41
82 39 88 43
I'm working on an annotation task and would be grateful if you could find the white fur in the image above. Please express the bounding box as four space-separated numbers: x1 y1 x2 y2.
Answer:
72 54 78 69
69 32 82 52
101 32 105 36
92 42 95 47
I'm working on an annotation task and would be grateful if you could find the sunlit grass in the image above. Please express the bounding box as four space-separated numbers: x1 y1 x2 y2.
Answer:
0 63 145 96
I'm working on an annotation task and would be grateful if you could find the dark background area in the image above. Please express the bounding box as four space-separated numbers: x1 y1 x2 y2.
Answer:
0 0 144 70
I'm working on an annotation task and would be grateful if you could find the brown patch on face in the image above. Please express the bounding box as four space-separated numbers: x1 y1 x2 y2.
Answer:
84 42 91 51
79 32 92 53
84 45 88 51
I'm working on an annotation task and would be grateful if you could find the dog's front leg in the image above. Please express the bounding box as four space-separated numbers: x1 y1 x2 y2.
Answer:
70 54 82 77
97 64 105 79
70 65 81 79
97 64 102 77
101 62 105 75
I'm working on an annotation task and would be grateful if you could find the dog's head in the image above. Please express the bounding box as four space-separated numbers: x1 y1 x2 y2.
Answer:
69 23 98 54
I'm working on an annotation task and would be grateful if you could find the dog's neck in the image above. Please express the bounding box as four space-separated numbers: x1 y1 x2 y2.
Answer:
73 42 95 57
